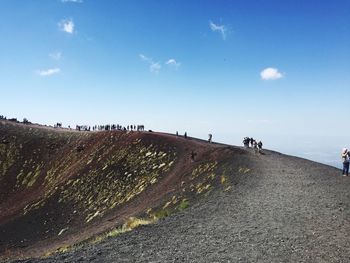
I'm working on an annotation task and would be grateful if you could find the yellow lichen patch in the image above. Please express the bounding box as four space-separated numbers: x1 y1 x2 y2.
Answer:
91 216 154 245
55 142 177 223
86 211 100 223
162 200 172 209
56 245 71 254
122 217 153 231
58 227 69 236
221 175 227 184
238 167 251 174
224 186 232 192
191 162 218 179
208 173 216 180
26 164 43 187
196 183 211 194
0 142 18 178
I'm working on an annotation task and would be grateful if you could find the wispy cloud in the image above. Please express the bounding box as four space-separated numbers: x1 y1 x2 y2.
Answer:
49 51 62 61
61 0 83 3
260 67 284 80
37 68 61 77
58 19 75 34
150 62 161 73
209 21 227 40
139 54 150 62
139 54 161 74
166 59 181 69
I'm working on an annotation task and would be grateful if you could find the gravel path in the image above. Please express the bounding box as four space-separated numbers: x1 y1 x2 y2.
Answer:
17 149 350 263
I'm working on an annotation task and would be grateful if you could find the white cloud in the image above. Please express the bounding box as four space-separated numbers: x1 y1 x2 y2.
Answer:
209 21 227 40
139 54 161 74
260 67 284 80
166 59 181 68
49 51 62 60
58 19 75 34
150 62 161 74
139 54 150 62
61 0 83 3
37 68 61 77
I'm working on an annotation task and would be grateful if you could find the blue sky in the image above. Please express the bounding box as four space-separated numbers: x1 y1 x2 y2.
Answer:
1 0 350 167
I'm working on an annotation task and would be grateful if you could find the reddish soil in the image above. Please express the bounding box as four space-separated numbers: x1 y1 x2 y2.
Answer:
0 120 245 260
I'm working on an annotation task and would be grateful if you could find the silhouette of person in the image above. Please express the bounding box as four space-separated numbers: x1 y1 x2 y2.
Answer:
258 141 263 153
342 148 349 176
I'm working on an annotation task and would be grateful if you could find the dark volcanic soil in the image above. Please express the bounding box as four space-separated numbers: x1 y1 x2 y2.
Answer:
1 121 349 262
13 148 350 262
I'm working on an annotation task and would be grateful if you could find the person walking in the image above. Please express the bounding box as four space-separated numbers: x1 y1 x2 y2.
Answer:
250 137 254 148
208 134 212 143
253 140 258 154
341 148 349 176
257 141 263 153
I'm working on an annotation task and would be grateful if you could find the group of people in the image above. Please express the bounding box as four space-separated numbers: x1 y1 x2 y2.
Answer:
54 123 145 132
243 137 263 153
175 131 188 138
175 131 213 144
54 122 62 128
0 116 18 123
341 148 350 176
0 116 31 124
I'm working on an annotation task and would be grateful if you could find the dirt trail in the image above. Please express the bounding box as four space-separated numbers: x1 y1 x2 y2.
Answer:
16 149 350 263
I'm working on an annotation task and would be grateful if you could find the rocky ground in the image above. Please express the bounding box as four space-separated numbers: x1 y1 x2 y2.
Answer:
12 148 350 263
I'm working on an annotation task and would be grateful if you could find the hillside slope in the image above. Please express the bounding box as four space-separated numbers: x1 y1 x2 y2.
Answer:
1 120 349 262
0 120 249 260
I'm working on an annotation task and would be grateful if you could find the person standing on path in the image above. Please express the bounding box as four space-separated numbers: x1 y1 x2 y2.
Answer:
341 148 349 176
253 140 258 154
257 141 263 153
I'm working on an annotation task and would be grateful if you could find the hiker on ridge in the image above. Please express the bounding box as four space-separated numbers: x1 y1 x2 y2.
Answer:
208 134 212 143
258 141 263 153
243 137 249 148
253 140 258 154
341 148 349 176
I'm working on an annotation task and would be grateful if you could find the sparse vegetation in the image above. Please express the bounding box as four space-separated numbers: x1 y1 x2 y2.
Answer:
177 199 189 211
0 121 236 260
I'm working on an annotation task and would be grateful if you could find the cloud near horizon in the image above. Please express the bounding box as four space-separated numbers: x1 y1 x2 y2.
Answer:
209 21 227 40
58 19 75 34
37 68 61 77
260 67 284 80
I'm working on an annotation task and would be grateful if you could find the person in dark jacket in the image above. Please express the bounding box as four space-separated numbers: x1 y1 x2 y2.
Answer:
258 141 263 153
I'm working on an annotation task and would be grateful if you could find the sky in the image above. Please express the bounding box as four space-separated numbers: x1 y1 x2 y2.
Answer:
1 0 350 168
